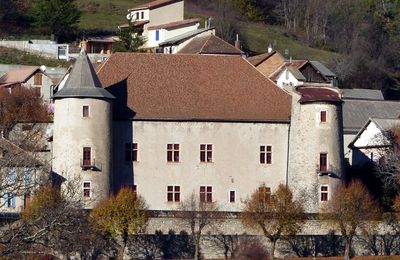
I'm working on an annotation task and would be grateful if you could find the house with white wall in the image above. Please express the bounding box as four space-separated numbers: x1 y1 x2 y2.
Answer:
120 0 203 50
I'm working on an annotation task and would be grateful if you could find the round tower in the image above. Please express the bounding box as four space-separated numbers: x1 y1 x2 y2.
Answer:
287 86 345 213
52 51 115 208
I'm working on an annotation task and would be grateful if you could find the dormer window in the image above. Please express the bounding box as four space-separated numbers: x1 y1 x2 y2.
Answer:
82 105 90 117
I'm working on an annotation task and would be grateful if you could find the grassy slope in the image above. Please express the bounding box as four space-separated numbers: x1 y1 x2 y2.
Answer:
76 0 146 30
240 24 340 64
0 47 73 67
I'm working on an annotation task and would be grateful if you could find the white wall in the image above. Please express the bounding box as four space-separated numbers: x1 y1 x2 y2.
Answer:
276 69 303 88
147 23 200 48
113 121 290 212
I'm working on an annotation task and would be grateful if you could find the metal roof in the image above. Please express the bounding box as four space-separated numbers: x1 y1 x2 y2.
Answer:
52 50 115 100
158 28 214 46
297 87 341 104
343 99 400 133
373 118 400 131
287 66 306 81
309 61 336 77
342 88 384 100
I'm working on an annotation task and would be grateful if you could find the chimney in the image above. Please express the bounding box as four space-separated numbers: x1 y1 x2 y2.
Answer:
234 34 241 50
268 43 273 53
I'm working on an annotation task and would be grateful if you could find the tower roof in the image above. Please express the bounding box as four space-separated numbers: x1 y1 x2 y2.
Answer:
52 51 115 100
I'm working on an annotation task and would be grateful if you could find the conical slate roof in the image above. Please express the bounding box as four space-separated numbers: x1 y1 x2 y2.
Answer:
52 50 115 100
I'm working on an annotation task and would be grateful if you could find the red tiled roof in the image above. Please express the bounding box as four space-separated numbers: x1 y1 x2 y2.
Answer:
97 53 292 121
0 66 40 84
178 35 242 55
297 87 342 104
247 51 277 66
128 0 181 11
148 18 200 30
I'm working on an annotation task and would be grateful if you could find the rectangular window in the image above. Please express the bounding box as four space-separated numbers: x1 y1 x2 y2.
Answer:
7 168 16 185
229 190 236 203
200 186 212 203
321 186 328 201
167 144 179 162
260 145 272 164
136 12 139 20
320 153 328 172
125 143 138 162
82 105 89 117
155 30 160 41
34 73 42 85
83 147 91 166
83 182 91 198
258 186 271 202
167 186 180 202
200 144 213 162
320 111 327 123
141 11 144 19
4 193 16 208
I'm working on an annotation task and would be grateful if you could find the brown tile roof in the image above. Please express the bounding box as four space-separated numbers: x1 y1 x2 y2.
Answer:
297 87 342 104
178 35 242 55
0 66 40 84
247 51 277 66
148 18 200 30
128 0 181 11
97 53 291 121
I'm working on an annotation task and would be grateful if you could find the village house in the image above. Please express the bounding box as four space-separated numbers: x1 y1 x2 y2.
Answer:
0 66 55 102
120 0 205 51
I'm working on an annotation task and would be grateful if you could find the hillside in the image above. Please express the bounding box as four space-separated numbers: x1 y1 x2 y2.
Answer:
76 0 340 64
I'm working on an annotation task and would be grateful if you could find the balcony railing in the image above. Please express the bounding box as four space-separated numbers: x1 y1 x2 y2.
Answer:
80 159 102 171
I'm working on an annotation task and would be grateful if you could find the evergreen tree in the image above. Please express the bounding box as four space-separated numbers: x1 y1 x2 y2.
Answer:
113 22 146 52
31 0 80 42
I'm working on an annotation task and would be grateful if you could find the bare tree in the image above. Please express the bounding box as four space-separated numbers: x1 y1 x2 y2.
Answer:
178 192 221 260
322 181 381 260
241 184 304 258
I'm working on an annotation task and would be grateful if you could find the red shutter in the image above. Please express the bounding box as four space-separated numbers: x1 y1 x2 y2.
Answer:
83 147 91 166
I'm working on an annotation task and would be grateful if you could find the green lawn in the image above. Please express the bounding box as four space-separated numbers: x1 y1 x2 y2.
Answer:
76 0 145 30
240 23 340 64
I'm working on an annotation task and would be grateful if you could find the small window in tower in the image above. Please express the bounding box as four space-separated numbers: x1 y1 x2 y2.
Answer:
83 182 91 198
229 190 236 203
320 186 328 201
82 105 90 118
83 147 92 166
320 111 327 123
320 153 328 172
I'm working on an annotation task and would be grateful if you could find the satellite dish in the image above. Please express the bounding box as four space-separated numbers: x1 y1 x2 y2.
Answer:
126 13 133 20
40 65 46 72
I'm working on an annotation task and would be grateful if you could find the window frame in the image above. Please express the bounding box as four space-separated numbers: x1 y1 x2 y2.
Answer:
319 153 328 172
83 181 91 198
125 142 138 162
167 143 180 162
200 186 212 203
82 105 90 118
167 185 180 202
83 147 92 166
320 185 329 202
229 190 236 203
320 110 327 123
260 145 272 164
200 144 213 163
